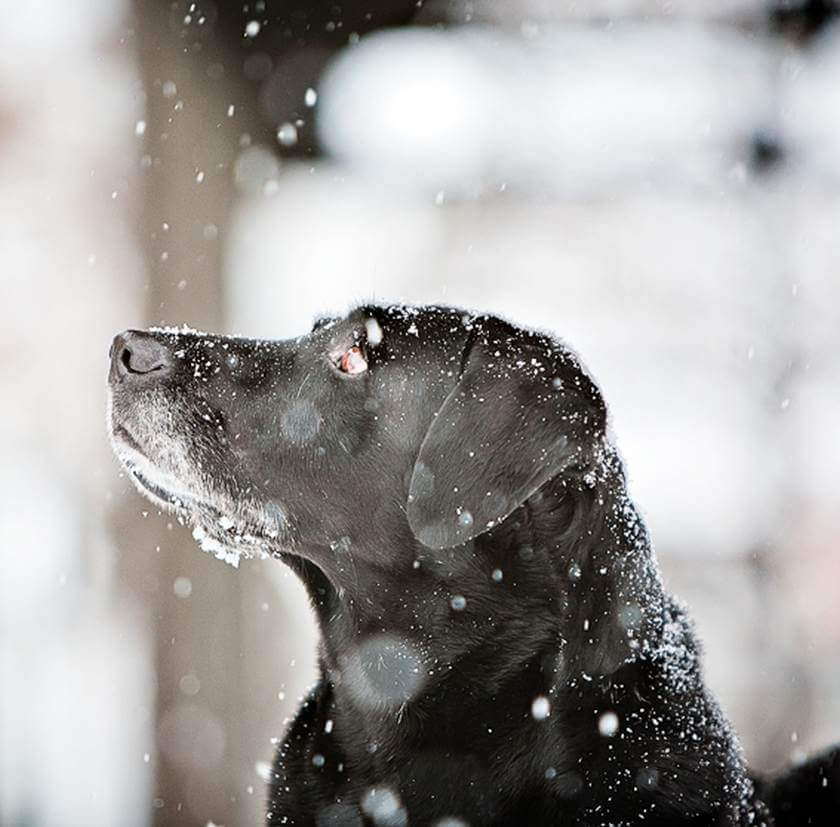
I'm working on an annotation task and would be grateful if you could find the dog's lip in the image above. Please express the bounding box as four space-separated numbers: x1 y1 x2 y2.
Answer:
129 466 187 507
112 423 145 456
111 428 197 510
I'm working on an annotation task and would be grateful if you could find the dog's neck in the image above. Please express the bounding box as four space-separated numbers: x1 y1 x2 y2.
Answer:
282 443 669 735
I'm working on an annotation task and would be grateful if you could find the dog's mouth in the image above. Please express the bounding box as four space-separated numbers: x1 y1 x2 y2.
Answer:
129 465 185 508
111 423 198 512
110 420 285 568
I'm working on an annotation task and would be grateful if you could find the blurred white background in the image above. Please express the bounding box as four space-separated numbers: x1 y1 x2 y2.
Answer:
1 0 839 825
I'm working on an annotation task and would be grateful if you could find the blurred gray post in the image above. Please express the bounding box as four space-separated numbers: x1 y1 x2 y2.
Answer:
133 1 244 823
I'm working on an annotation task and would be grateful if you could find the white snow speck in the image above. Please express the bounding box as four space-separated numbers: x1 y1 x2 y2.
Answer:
365 317 383 346
135 120 146 136
361 787 405 825
276 122 298 147
173 576 192 598
245 20 261 38
531 695 550 720
304 87 318 107
598 710 619 737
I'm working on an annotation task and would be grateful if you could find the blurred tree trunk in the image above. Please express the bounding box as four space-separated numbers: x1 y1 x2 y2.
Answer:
133 2 245 824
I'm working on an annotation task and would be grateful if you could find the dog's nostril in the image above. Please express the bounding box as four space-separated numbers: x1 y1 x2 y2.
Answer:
110 331 172 381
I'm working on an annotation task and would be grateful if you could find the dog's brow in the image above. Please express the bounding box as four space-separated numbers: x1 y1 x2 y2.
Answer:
311 316 340 332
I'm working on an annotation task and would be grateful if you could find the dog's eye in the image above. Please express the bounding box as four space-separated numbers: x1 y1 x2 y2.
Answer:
338 346 367 375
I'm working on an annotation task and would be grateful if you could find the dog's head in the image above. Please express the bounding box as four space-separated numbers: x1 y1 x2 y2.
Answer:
108 304 607 570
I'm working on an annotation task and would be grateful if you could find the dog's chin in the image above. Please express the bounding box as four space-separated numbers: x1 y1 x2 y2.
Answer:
110 421 291 569
111 428 199 514
111 429 285 568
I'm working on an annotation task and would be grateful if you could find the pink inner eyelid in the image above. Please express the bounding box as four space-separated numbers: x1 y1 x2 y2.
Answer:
340 346 368 374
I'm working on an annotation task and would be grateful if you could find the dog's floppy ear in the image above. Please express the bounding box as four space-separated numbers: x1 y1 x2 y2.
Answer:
407 317 606 549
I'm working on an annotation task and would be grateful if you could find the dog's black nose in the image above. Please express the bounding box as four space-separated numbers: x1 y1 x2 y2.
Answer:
110 331 172 383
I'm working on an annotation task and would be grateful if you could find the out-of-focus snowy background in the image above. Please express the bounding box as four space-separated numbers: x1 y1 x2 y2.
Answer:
1 1 839 825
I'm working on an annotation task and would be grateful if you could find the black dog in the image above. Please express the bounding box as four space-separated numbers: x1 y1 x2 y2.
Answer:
108 304 835 825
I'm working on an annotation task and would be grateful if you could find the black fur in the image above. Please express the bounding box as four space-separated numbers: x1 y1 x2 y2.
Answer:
756 747 840 826
107 304 835 825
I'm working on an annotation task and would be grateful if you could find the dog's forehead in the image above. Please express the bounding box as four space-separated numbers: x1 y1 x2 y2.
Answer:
349 303 478 346
298 304 472 358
